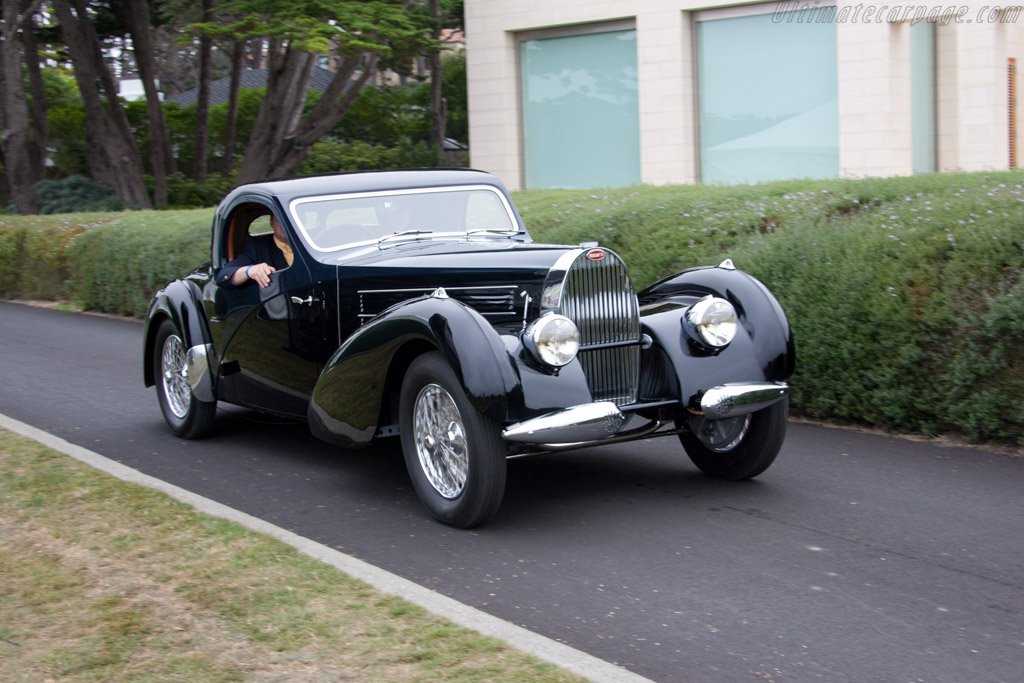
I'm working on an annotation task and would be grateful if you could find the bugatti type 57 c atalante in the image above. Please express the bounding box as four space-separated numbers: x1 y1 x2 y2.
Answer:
144 170 794 527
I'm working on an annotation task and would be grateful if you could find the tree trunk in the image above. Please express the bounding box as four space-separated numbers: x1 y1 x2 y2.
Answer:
52 0 151 208
222 38 245 175
0 0 40 214
20 0 46 185
193 0 212 183
235 46 317 184
233 45 380 184
429 0 446 151
125 0 175 206
248 38 262 69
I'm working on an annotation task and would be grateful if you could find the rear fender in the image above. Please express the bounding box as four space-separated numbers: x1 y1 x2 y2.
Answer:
308 295 521 448
638 265 794 409
143 280 213 388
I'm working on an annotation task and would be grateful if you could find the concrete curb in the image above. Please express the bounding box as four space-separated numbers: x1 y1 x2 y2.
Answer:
0 412 653 683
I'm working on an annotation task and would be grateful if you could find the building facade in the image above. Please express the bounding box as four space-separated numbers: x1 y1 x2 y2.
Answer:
466 0 1024 190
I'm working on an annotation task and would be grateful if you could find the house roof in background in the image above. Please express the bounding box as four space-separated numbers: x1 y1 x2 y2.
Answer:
165 67 336 106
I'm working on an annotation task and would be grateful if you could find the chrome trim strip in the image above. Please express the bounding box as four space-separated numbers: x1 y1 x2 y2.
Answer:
185 343 216 403
358 285 518 295
536 419 670 451
502 402 627 444
540 249 584 312
358 311 512 319
578 339 643 351
699 382 789 420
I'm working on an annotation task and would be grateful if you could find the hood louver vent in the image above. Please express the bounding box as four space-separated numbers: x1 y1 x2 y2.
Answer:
358 285 519 322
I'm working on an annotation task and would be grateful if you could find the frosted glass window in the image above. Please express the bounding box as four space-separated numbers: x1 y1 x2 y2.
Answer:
697 11 838 184
911 22 937 174
520 30 640 189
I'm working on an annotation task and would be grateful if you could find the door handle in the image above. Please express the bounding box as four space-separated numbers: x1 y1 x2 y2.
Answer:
290 296 320 306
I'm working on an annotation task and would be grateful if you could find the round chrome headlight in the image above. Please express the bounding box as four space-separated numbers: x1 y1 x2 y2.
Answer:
524 314 580 367
686 296 737 347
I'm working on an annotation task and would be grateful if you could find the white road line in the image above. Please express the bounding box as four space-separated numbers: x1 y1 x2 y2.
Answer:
0 412 653 683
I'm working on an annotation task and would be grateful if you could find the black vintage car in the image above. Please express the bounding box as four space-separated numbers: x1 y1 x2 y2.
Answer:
144 170 793 527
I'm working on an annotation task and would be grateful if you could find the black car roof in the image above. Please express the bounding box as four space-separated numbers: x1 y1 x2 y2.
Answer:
222 169 509 207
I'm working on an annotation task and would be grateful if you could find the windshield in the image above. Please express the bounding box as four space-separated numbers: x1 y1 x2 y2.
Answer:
289 185 518 252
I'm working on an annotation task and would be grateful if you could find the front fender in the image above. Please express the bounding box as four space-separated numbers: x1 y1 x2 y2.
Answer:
638 265 794 409
143 278 213 388
308 295 521 448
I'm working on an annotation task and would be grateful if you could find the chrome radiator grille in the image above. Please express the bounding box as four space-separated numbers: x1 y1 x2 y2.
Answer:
558 250 641 406
578 346 640 406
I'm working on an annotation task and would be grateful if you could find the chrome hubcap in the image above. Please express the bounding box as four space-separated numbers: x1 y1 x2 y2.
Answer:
161 334 191 419
413 383 468 499
689 413 751 453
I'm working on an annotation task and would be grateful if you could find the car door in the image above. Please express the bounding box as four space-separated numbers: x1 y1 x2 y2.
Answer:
209 208 327 418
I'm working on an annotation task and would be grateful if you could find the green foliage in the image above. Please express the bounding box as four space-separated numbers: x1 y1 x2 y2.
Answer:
194 0 432 73
38 67 82 110
440 52 468 144
4 170 1021 443
43 81 446 202
327 84 425 147
46 105 90 178
520 170 1024 444
406 52 468 144
66 210 214 317
33 176 129 214
299 138 444 174
164 173 237 209
0 215 96 300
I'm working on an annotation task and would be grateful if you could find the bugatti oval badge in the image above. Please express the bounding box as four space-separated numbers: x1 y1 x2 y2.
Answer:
586 248 606 261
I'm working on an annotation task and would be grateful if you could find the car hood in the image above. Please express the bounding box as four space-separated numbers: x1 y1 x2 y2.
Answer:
316 239 582 325
324 238 577 285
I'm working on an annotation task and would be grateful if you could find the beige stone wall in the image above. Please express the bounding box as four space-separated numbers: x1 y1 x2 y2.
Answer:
467 0 1024 189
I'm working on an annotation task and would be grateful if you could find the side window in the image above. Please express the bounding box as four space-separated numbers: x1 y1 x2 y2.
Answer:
249 214 273 236
219 205 294 274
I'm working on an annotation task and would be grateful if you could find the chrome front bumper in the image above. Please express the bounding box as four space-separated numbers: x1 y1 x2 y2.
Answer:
502 402 627 444
186 343 216 403
699 381 789 420
502 382 789 445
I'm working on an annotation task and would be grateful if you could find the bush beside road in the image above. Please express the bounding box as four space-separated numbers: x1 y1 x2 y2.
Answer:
1 170 1021 444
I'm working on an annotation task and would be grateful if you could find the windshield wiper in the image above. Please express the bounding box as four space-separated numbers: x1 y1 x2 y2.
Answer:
465 228 527 237
377 230 434 247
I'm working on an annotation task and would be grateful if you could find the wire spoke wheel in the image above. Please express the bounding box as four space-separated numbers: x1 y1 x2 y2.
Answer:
678 398 789 481
413 383 469 499
687 413 751 453
160 333 191 419
399 352 506 527
152 319 216 439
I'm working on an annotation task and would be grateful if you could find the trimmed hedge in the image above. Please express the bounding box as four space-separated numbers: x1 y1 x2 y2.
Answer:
1 171 1021 444
519 171 1024 444
0 209 212 316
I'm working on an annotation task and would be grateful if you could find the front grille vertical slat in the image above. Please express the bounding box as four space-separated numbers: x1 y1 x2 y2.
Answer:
560 250 641 406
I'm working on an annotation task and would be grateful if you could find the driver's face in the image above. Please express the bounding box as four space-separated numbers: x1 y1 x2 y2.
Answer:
270 215 285 240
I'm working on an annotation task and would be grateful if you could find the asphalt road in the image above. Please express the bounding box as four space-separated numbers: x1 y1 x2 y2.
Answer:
2 300 1022 682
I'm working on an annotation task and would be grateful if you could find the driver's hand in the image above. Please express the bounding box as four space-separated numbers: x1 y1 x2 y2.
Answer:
247 262 276 288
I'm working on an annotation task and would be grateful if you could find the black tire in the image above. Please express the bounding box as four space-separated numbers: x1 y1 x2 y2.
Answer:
399 351 506 528
152 319 217 439
679 397 788 480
